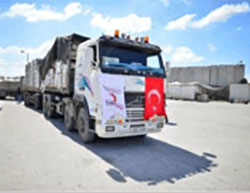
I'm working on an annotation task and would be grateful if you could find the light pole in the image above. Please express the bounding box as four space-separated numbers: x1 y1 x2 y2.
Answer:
20 50 29 64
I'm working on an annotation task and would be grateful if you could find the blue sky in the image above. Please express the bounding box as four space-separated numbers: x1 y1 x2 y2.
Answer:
0 0 250 81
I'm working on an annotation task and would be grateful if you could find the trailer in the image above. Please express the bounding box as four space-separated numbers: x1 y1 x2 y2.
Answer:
23 59 44 108
24 32 169 143
0 76 22 100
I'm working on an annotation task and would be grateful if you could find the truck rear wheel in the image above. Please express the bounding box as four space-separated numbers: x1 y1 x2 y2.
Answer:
42 95 47 116
25 99 30 106
64 103 75 131
46 98 56 118
24 94 30 106
42 95 55 118
34 95 41 109
77 107 95 143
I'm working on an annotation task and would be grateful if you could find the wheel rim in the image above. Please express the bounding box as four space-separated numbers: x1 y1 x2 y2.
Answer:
78 109 87 135
79 116 85 133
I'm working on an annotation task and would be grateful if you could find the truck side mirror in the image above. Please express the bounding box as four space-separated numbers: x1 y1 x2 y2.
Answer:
165 61 171 77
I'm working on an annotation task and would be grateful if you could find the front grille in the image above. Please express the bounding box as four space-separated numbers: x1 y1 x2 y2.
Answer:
126 108 145 122
125 92 145 108
127 109 144 118
125 92 145 122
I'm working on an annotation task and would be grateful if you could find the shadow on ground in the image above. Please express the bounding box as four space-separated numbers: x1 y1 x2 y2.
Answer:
40 113 217 185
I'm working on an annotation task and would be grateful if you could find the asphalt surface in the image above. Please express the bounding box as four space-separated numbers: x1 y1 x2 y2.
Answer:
0 99 250 191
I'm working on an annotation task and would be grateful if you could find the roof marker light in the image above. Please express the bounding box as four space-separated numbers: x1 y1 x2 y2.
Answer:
114 29 119 38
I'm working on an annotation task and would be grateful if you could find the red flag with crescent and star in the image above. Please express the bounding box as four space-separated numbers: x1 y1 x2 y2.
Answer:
144 77 166 120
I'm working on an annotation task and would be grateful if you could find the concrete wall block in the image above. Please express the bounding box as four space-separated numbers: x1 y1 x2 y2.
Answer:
168 65 245 87
229 84 250 102
209 66 218 86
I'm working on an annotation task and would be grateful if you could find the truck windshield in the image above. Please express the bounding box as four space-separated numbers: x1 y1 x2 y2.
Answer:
99 46 165 77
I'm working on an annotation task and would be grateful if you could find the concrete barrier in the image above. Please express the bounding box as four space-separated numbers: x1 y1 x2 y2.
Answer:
168 64 245 87
166 82 202 100
229 84 250 103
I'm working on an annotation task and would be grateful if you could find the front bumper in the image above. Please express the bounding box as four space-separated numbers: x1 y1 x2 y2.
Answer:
95 112 165 138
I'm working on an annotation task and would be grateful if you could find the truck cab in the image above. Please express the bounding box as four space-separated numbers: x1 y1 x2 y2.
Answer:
73 31 167 141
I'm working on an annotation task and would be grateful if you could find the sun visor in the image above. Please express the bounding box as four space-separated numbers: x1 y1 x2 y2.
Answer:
99 36 161 56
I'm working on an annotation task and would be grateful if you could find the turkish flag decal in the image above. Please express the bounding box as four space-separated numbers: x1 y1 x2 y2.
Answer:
144 77 166 120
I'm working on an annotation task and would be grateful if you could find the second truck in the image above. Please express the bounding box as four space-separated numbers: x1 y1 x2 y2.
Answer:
23 31 168 142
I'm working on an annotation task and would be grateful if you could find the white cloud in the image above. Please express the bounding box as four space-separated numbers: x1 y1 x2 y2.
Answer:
0 39 54 76
191 2 250 28
165 14 196 31
160 0 170 6
161 45 173 54
83 7 91 15
3 2 84 22
208 43 216 51
0 58 5 65
0 39 54 59
165 2 250 31
171 47 204 65
90 13 152 34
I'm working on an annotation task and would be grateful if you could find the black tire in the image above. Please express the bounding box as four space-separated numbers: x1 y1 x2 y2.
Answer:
24 94 30 106
24 100 28 106
42 95 47 116
64 104 75 131
77 107 95 143
34 95 41 109
46 98 55 118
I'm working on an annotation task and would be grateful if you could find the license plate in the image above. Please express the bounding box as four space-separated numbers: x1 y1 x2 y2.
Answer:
130 124 145 132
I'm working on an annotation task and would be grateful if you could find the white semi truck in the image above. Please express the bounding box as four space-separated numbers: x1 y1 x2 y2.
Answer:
24 31 169 142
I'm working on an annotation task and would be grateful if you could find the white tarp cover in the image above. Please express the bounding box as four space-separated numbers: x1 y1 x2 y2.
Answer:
99 74 126 124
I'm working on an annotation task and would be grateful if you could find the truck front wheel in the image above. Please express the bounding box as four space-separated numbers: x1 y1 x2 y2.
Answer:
77 107 95 143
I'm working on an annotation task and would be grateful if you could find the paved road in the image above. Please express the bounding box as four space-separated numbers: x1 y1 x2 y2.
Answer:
0 99 250 191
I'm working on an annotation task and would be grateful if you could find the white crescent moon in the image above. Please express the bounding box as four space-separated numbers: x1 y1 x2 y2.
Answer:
147 89 161 104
